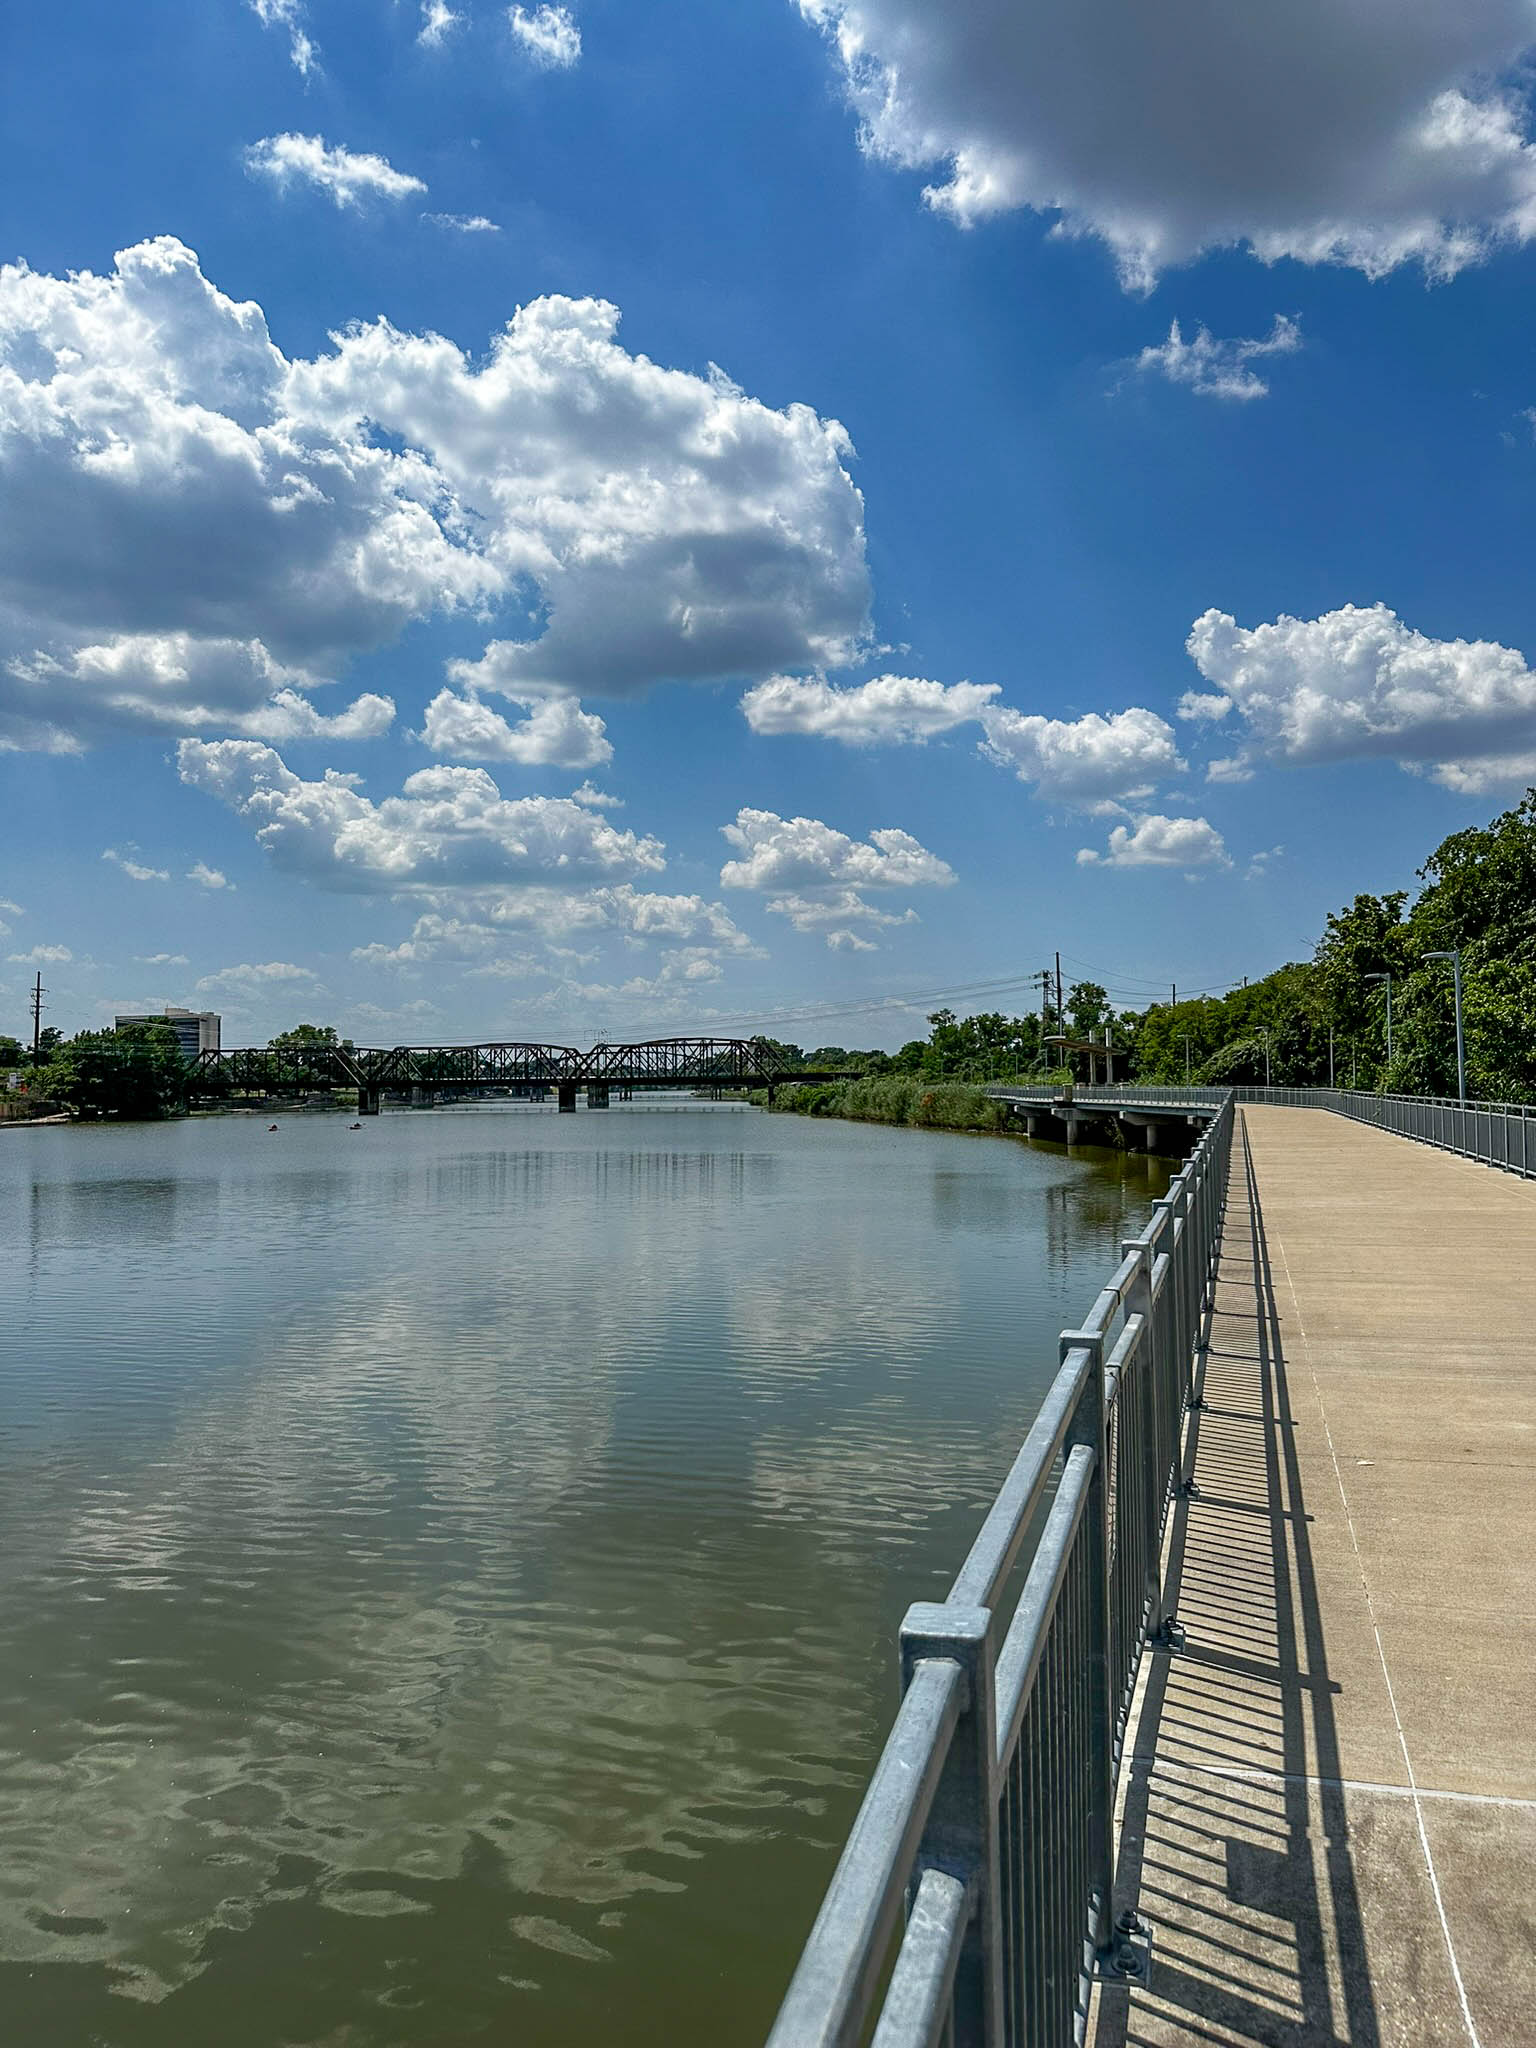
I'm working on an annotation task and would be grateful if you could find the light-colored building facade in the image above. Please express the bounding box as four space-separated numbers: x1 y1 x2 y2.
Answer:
114 1008 221 1059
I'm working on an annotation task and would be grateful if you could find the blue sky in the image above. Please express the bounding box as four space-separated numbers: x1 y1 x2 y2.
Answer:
8 0 1536 1048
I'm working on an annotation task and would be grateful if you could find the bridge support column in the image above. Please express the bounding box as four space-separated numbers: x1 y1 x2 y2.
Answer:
587 1082 609 1109
558 1082 578 1113
357 1088 380 1116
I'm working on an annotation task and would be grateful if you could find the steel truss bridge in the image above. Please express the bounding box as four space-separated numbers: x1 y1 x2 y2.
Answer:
189 1037 853 1113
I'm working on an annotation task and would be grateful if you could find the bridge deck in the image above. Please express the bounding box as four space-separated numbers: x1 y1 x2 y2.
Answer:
1094 1105 1535 2048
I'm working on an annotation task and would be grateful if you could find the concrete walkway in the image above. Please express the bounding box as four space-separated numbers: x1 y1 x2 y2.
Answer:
1094 1105 1536 2048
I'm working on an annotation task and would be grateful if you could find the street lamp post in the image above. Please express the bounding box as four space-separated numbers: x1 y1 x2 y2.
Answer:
1364 972 1393 1070
1423 950 1467 1106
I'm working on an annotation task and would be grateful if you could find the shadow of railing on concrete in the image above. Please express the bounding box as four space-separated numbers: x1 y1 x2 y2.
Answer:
1094 1114 1381 2048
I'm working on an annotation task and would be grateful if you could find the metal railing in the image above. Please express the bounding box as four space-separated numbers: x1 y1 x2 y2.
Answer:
1231 1087 1536 1178
986 1082 1536 1180
766 1097 1235 2048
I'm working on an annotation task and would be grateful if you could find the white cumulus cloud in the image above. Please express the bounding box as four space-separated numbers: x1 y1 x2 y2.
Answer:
3 634 393 752
196 960 316 992
187 863 232 889
720 807 951 949
1077 815 1230 870
741 671 999 742
979 705 1183 807
419 687 611 769
178 739 665 894
509 5 581 67
0 239 868 749
1133 316 1301 401
244 134 427 208
102 848 170 882
1187 602 1536 791
9 944 71 964
798 0 1536 287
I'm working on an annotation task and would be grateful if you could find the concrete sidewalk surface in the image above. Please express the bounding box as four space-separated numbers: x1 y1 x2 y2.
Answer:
1093 1105 1536 2048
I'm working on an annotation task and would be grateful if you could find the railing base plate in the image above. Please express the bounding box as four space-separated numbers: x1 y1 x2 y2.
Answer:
1096 1912 1154 1985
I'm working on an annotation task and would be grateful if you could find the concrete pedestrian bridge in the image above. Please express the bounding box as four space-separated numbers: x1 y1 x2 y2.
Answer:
768 1091 1536 2048
1093 1103 1534 2047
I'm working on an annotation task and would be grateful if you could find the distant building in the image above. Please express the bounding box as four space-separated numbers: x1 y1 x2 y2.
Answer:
114 1007 221 1059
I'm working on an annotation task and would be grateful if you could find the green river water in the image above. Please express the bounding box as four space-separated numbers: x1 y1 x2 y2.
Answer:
0 1104 1172 2046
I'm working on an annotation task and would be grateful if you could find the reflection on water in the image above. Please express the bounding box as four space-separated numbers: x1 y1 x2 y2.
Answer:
0 1110 1171 2045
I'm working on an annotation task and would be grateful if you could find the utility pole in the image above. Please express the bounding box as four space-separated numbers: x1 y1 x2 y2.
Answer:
30 970 44 1056
1171 982 1176 1010
1328 1025 1335 1089
1181 1033 1192 1083
1055 951 1063 1035
1424 950 1466 1105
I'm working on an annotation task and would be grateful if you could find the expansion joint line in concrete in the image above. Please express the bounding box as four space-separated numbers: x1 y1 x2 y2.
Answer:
1240 1113 1485 2048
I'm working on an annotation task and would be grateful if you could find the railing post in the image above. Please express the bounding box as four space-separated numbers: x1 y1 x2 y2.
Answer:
1119 1245 1164 1634
898 1603 1003 2048
1060 1330 1116 1963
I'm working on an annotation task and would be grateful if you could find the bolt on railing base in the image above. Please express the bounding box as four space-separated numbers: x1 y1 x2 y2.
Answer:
1095 1911 1154 1985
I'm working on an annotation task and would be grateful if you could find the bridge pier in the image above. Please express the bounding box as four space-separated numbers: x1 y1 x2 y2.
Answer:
557 1082 578 1113
357 1087 380 1116
587 1083 609 1109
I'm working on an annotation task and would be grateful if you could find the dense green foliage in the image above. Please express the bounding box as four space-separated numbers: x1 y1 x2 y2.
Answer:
776 789 1536 1110
34 1023 189 1119
774 1076 1011 1133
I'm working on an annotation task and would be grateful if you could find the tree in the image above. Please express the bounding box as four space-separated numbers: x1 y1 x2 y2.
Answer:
37 1024 187 1119
0 1034 21 1067
269 1024 339 1050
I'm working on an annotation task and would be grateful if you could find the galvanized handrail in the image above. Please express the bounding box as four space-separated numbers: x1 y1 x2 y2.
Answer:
986 1082 1536 1180
766 1096 1235 2048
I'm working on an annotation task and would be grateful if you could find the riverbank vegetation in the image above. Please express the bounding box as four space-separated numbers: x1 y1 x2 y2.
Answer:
769 786 1536 1109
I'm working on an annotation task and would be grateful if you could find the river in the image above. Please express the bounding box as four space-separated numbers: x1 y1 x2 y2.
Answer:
0 1104 1173 2046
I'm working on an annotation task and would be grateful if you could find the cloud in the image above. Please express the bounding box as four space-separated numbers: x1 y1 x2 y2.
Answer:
1076 814 1230 870
187 862 232 889
978 705 1183 807
1133 316 1301 401
422 212 500 233
720 808 951 949
351 887 760 980
1177 690 1233 723
798 0 1536 287
740 671 999 742
244 134 428 208
102 847 170 882
570 780 620 808
509 5 581 68
249 0 315 74
9 944 71 964
137 953 190 965
178 739 665 894
720 809 954 893
419 688 612 769
3 634 394 751
743 670 1186 811
1187 602 1536 791
428 638 614 766
418 2 461 46
0 240 866 748
196 960 316 992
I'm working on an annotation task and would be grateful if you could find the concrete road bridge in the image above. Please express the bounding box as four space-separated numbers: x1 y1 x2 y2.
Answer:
189 1036 855 1115
986 1081 1225 1151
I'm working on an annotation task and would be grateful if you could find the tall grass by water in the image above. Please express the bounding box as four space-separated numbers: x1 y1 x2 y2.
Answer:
770 1074 1015 1133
